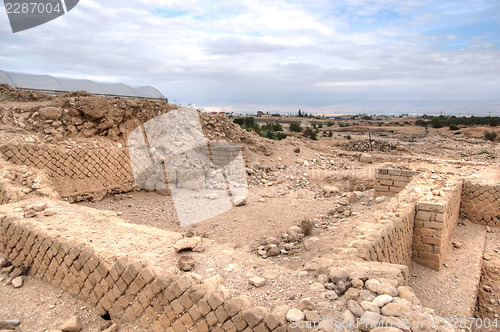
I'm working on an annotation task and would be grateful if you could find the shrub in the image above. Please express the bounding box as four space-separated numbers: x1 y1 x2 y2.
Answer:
449 124 459 130
489 117 499 126
479 150 491 155
327 121 334 127
430 117 444 128
415 119 428 126
454 131 462 135
262 123 283 132
318 124 323 128
275 132 288 140
290 122 302 132
263 130 275 139
303 128 317 140
300 219 313 236
328 131 333 137
233 118 245 126
244 117 256 128
484 131 497 141
346 135 352 140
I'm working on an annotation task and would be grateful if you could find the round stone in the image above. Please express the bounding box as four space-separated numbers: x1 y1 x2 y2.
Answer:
286 309 305 322
373 294 394 307
377 283 398 297
365 279 381 293
347 300 364 318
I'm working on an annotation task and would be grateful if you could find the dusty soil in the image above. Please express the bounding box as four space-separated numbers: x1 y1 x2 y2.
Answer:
78 190 367 251
409 221 486 320
0 256 152 332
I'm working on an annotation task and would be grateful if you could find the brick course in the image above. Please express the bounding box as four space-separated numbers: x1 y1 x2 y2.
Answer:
460 181 500 226
0 143 135 201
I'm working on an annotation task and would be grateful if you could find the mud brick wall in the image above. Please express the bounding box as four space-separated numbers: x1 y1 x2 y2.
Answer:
355 177 420 266
412 181 462 271
374 168 419 197
0 213 293 332
460 181 500 226
0 143 135 201
357 202 416 266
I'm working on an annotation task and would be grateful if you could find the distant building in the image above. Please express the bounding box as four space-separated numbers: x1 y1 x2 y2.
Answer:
256 111 264 117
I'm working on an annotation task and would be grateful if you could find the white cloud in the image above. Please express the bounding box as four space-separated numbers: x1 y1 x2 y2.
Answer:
0 0 499 114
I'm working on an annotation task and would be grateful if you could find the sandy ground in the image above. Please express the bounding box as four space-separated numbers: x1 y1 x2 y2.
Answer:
78 191 365 250
0 261 113 332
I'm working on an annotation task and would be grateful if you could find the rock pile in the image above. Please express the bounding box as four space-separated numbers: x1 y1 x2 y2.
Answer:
0 157 58 204
341 139 400 152
283 268 455 332
257 225 309 258
200 113 273 156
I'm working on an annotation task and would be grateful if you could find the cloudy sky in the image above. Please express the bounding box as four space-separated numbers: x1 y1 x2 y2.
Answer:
1 0 500 115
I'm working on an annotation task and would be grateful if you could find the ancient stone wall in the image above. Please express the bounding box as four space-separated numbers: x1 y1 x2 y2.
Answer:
412 181 462 271
359 170 463 272
355 180 419 266
460 181 500 226
367 204 416 266
0 143 135 201
0 213 295 332
374 168 418 197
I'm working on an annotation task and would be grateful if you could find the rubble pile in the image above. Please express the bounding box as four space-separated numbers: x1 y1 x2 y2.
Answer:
283 270 456 332
0 85 273 156
341 139 401 152
256 225 308 258
0 156 58 204
0 84 53 102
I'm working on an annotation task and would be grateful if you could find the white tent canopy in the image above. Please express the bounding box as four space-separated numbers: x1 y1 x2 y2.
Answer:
0 69 164 99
